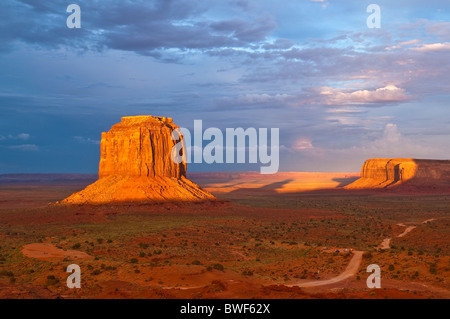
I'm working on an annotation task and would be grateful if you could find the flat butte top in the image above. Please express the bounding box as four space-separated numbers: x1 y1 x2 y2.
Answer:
111 115 178 130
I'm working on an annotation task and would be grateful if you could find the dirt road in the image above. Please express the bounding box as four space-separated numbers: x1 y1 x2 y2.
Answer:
378 238 391 250
397 224 417 238
287 218 438 288
379 218 437 249
286 250 364 288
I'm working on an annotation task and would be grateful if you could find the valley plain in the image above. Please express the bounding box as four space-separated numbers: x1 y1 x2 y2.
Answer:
0 172 448 299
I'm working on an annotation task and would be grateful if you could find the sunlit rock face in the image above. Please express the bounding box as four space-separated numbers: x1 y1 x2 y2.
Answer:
62 116 214 204
98 116 186 179
346 158 450 189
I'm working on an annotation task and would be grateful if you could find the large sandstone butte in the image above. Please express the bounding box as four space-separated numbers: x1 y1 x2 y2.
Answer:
346 158 450 190
62 116 215 204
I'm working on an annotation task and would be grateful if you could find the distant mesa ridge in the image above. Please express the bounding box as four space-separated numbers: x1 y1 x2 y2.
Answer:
345 158 450 190
61 115 215 204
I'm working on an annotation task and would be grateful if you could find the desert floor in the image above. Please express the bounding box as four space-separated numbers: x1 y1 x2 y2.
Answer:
0 172 448 299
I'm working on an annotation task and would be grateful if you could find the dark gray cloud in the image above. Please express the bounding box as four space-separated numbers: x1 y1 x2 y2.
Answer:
2 0 277 59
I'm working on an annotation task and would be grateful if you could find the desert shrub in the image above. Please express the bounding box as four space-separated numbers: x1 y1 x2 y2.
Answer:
72 243 81 249
210 280 226 291
191 260 202 265
139 243 149 249
104 266 116 271
91 269 102 276
363 252 372 259
242 270 254 276
46 275 59 285
212 263 224 271
429 264 437 275
139 252 146 258
0 270 14 277
388 264 395 271
97 238 104 244
130 258 138 264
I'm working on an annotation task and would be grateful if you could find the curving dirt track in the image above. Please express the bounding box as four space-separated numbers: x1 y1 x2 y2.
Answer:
286 251 364 288
397 224 417 238
380 218 437 249
286 218 438 288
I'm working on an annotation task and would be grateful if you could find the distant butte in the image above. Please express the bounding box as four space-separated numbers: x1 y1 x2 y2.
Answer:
61 116 215 204
346 158 450 191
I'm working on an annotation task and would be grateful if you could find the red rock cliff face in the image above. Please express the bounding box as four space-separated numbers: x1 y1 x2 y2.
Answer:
346 158 450 189
62 116 214 204
98 116 186 178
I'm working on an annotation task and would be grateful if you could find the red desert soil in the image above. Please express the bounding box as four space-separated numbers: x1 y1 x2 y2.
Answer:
0 175 448 299
21 243 93 261
0 154 449 299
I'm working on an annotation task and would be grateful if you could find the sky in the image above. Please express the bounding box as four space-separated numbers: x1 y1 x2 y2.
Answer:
0 0 449 173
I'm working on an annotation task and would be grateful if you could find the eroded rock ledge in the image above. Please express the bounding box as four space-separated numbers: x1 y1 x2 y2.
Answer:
346 158 450 189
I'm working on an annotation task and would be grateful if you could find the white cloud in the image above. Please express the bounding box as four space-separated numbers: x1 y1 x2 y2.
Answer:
8 144 39 151
352 123 441 159
320 85 410 105
292 138 314 150
325 107 364 114
386 39 420 50
73 136 101 145
0 133 30 141
16 133 30 140
412 42 450 52
283 123 448 172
